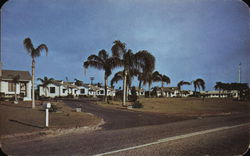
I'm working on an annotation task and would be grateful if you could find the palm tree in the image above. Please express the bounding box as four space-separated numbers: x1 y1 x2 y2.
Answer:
153 71 171 97
139 71 160 98
74 78 84 86
111 40 155 105
177 80 191 97
135 50 155 93
84 49 121 102
9 74 20 104
23 38 48 109
214 82 223 98
193 78 205 96
37 76 54 97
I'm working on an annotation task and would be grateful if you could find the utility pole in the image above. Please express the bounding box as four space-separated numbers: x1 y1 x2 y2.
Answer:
238 63 241 83
90 77 94 85
0 1 8 94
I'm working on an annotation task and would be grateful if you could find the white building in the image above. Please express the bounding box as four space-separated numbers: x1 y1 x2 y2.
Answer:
38 80 115 98
128 87 145 96
39 80 69 98
88 85 116 97
0 70 32 101
200 90 240 98
180 90 193 97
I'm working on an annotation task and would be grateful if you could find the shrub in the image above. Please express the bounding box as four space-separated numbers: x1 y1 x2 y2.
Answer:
132 100 143 108
49 104 58 112
129 86 138 102
115 90 123 100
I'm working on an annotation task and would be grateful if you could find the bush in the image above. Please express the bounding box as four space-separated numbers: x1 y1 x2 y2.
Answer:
132 101 143 108
129 86 138 102
115 90 123 100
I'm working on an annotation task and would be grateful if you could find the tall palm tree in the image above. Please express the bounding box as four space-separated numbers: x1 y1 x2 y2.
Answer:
37 76 54 97
111 68 140 100
135 50 155 93
138 71 160 98
9 74 20 104
177 80 191 97
23 38 48 108
111 40 155 105
84 49 121 102
153 71 171 96
193 78 205 96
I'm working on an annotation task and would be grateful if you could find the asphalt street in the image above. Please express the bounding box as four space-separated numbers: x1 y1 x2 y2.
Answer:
2 99 250 155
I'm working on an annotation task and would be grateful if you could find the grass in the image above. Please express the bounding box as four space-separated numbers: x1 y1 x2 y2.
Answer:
0 100 101 136
98 97 250 116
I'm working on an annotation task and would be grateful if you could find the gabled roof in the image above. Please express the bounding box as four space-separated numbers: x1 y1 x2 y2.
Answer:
1 70 32 81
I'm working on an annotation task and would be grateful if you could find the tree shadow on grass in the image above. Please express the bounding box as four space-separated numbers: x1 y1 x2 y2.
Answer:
9 119 44 129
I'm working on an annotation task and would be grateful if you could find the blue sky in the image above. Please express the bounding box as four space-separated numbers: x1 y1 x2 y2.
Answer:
1 0 250 90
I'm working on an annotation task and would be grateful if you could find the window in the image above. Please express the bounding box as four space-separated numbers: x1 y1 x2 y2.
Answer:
100 90 104 94
8 82 16 92
63 89 66 93
80 89 85 94
50 87 55 93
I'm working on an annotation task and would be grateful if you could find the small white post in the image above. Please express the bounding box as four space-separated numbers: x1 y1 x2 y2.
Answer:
43 102 51 128
45 108 49 127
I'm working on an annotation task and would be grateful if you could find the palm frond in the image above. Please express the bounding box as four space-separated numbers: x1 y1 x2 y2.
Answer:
98 49 108 61
83 60 103 70
111 40 126 58
162 75 170 84
36 44 49 56
111 71 123 86
87 54 104 64
23 38 35 55
135 50 155 73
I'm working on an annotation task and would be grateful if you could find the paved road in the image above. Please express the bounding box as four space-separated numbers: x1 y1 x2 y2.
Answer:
64 99 195 130
2 99 250 155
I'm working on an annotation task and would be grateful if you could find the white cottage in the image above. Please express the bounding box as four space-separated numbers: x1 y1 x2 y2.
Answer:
128 87 145 96
77 84 89 96
39 80 68 98
0 70 32 101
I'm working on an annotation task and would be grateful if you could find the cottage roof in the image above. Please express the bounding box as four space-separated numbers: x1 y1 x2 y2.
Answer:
1 70 32 81
64 82 78 88
163 87 179 92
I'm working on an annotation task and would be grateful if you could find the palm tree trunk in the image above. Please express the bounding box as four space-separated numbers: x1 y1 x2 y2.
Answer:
179 86 182 98
194 86 196 97
45 88 47 97
161 81 164 97
138 80 142 98
126 85 129 101
104 75 108 103
14 83 18 102
148 83 151 98
32 59 35 109
122 70 127 106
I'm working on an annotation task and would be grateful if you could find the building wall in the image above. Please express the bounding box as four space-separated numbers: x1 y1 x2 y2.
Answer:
23 81 31 101
0 80 32 101
78 87 89 96
0 81 20 94
39 84 60 98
